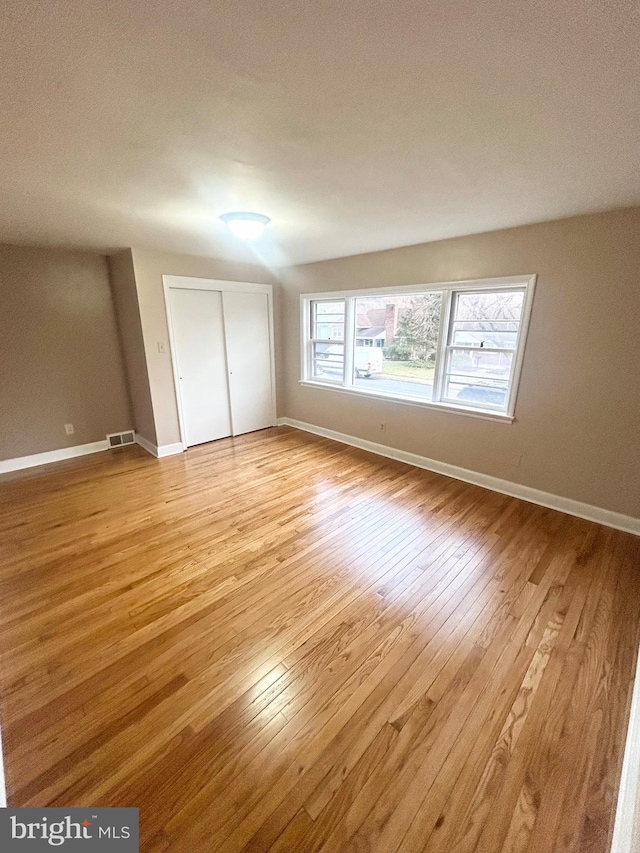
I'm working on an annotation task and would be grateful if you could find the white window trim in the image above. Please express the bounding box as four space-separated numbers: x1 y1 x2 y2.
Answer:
299 274 537 422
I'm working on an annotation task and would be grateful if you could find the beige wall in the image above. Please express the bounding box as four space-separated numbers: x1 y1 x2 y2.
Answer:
129 247 277 448
278 208 640 519
108 250 157 445
0 244 132 460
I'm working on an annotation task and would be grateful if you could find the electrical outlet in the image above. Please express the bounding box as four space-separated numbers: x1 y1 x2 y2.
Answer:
157 341 167 353
380 422 387 433
64 423 75 435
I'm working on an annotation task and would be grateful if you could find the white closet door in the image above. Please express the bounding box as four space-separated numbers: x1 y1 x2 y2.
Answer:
222 291 274 436
169 288 232 447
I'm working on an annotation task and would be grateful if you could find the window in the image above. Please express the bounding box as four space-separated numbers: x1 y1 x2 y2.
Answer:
310 300 346 382
442 290 524 411
301 276 535 419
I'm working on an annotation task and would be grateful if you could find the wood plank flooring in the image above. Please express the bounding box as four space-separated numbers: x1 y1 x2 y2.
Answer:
0 425 638 852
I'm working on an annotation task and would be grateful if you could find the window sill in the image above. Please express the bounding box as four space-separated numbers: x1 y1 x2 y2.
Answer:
298 380 515 423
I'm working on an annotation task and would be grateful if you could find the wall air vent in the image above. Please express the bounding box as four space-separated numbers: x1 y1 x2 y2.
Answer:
107 431 135 448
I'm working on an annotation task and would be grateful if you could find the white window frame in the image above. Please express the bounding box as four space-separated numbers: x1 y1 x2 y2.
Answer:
308 298 347 384
299 274 536 423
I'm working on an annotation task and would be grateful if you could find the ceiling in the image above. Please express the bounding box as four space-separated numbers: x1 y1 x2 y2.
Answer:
1 0 639 267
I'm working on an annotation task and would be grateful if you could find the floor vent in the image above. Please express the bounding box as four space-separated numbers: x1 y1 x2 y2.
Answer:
107 431 136 448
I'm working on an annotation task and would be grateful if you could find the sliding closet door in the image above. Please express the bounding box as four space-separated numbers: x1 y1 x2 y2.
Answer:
222 291 274 436
169 288 232 447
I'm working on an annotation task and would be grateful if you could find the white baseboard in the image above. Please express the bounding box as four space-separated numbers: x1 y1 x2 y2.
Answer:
135 435 185 458
0 721 5 808
158 442 185 457
0 440 110 474
277 417 640 536
611 649 640 853
135 433 158 457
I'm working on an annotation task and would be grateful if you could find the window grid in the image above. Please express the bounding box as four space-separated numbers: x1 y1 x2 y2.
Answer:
309 299 346 383
439 289 523 412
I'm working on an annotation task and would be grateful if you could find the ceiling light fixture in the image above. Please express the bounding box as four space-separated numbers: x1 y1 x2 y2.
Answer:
220 211 271 240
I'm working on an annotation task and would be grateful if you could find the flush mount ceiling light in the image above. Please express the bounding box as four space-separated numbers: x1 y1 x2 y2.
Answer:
220 211 271 240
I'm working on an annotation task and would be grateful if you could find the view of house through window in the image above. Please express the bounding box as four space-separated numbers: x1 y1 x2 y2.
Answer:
354 293 442 400
305 279 533 417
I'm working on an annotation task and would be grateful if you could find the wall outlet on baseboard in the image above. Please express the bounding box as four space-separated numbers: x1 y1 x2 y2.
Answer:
380 422 387 433
64 423 75 435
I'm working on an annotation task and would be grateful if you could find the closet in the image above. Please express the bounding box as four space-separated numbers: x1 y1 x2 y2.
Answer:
165 279 275 448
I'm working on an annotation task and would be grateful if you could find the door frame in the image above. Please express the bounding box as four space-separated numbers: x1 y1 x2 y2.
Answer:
163 276 277 449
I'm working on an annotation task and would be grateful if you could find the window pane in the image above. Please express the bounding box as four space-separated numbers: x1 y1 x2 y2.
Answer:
313 313 344 323
312 300 345 341
312 343 344 381
443 348 513 409
455 291 524 323
451 323 519 349
452 291 522 350
313 321 344 341
352 292 442 401
314 301 345 316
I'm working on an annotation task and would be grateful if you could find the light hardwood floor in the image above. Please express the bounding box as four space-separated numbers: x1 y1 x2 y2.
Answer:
0 426 638 852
